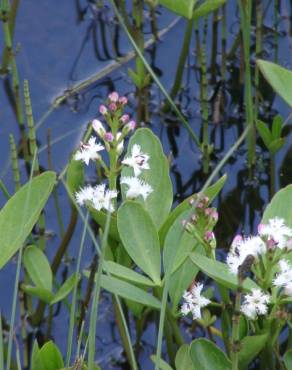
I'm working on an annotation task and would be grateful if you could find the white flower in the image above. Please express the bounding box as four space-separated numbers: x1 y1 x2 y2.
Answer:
75 185 94 206
181 283 211 320
258 217 292 249
122 144 150 177
120 176 153 200
273 259 292 296
92 184 117 213
75 184 117 213
226 236 266 275
74 136 104 165
241 289 270 320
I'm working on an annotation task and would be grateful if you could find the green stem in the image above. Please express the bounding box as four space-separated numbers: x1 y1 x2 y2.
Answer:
87 212 111 370
1 0 19 74
270 153 275 197
254 0 262 119
155 276 170 370
6 152 37 370
109 0 201 149
66 212 89 368
168 19 193 101
237 0 255 168
221 4 227 82
9 134 21 191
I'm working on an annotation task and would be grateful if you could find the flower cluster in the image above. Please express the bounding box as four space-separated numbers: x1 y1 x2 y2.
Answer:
225 217 292 320
227 217 292 275
273 259 292 295
74 92 153 213
120 144 153 200
226 235 266 275
181 283 211 320
240 289 270 320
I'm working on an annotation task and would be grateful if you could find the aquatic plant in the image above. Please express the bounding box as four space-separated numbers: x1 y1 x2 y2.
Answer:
0 0 292 369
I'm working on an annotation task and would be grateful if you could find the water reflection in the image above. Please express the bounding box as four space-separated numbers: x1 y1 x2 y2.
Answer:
0 0 291 368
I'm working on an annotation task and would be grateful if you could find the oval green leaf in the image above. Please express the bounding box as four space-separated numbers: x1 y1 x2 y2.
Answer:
158 0 197 19
262 184 292 227
21 285 54 304
100 275 161 309
190 253 259 291
169 253 202 312
163 209 197 274
23 245 52 291
189 338 231 370
117 201 161 284
103 261 156 287
283 349 292 370
37 341 64 370
50 273 80 305
194 0 226 20
90 207 120 242
175 344 195 370
238 334 268 370
0 171 56 269
257 60 292 107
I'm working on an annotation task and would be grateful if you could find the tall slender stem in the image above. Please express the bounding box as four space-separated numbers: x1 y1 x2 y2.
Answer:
87 212 111 370
237 0 255 168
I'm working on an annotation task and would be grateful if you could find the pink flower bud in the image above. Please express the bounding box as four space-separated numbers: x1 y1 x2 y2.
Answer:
205 208 213 216
109 102 117 112
125 120 136 131
287 238 292 250
120 114 130 124
92 119 105 137
119 96 128 105
108 92 119 102
99 105 108 115
204 231 214 242
211 210 218 222
232 234 243 248
267 238 277 250
104 132 114 142
257 223 265 235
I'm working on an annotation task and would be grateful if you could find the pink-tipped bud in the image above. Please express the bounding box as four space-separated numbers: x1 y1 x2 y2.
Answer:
126 120 136 131
266 238 277 250
211 210 218 222
122 120 136 135
108 92 119 102
257 223 265 235
104 132 114 142
232 234 243 248
109 102 117 112
286 238 292 251
119 96 128 105
205 208 213 216
92 119 106 137
99 105 108 115
204 231 214 242
120 114 130 124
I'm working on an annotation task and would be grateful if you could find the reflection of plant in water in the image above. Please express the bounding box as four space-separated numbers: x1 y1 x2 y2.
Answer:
0 0 292 369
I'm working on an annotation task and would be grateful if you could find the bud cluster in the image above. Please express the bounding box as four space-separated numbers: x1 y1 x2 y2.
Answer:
182 193 218 250
92 92 136 155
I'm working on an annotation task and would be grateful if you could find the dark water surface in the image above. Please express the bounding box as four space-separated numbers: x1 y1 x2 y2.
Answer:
0 1 292 368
